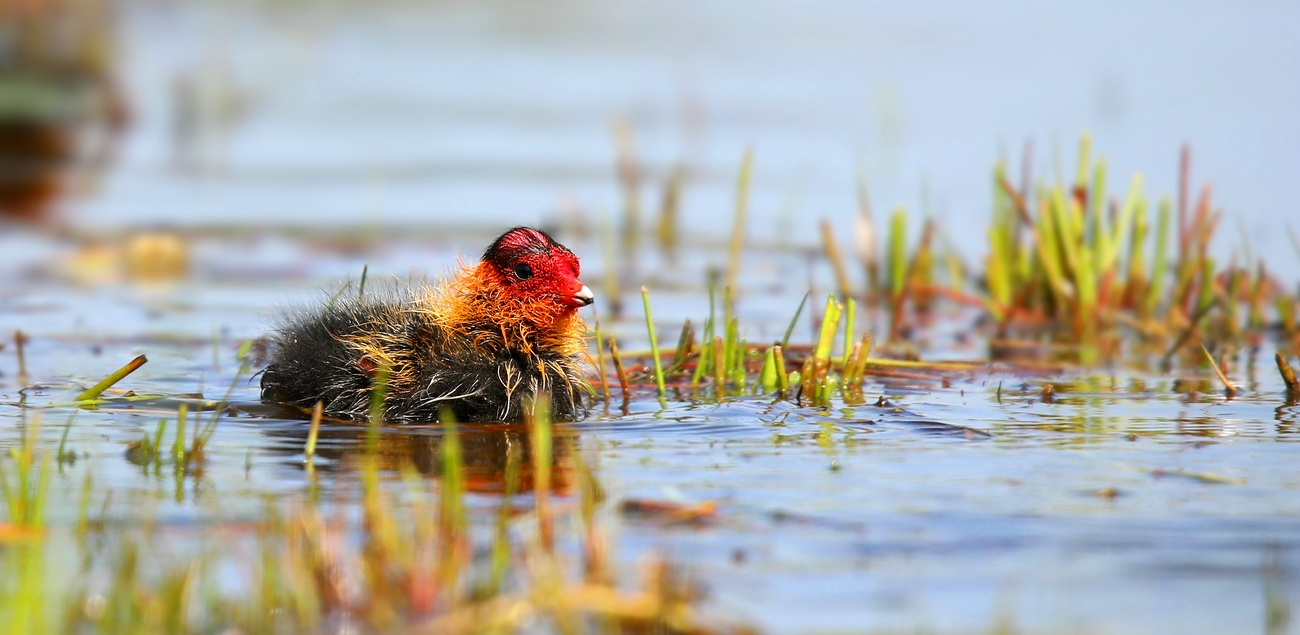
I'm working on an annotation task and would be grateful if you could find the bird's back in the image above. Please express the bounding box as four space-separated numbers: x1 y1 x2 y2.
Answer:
260 292 587 423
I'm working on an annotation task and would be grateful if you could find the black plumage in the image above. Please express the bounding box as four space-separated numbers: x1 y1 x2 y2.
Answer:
259 292 585 423
259 228 592 424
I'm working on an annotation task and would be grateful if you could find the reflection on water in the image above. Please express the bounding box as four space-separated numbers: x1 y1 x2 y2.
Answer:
260 417 576 495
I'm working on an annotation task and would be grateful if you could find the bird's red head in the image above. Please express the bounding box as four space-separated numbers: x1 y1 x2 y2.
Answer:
480 227 593 310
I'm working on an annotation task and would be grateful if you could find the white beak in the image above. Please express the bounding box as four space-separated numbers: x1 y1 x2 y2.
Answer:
571 285 594 307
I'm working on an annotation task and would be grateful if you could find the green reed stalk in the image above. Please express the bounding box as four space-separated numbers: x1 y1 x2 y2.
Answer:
1172 253 1198 318
843 340 862 389
657 165 684 255
887 208 907 303
1106 174 1141 276
821 218 853 298
0 418 50 527
614 121 642 253
76 354 147 402
693 281 718 386
726 149 754 292
56 411 75 465
842 297 856 366
324 281 352 310
759 347 777 393
366 363 390 454
727 318 743 389
1075 133 1092 191
173 404 187 470
305 402 322 458
1077 247 1098 365
12 332 27 394
691 337 711 387
530 398 554 551
668 319 694 375
774 344 789 395
196 340 253 454
1087 164 1105 285
946 249 963 293
1091 157 1108 227
723 285 736 386
1051 189 1083 286
571 438 606 582
987 220 1011 316
815 295 841 362
738 336 749 387
850 334 874 385
598 211 622 317
640 286 667 401
1224 267 1240 339
438 409 466 541
810 296 843 406
1035 197 1069 307
1279 298 1297 337
76 471 92 536
1126 195 1149 300
1145 198 1172 318
151 418 167 469
857 167 881 296
592 313 609 400
1248 264 1266 330
488 440 521 595
1197 257 1216 316
781 292 809 350
713 336 726 400
796 355 814 404
607 336 630 402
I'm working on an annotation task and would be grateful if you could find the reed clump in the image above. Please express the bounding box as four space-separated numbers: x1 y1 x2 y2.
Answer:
817 136 1295 368
620 285 937 409
611 136 1298 410
981 137 1286 366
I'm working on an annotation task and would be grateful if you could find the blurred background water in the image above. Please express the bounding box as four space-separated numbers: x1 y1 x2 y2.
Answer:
25 0 1294 279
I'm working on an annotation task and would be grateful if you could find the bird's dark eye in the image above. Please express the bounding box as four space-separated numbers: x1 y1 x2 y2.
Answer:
513 263 534 280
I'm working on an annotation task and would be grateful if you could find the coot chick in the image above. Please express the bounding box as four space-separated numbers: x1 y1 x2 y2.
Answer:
260 227 594 423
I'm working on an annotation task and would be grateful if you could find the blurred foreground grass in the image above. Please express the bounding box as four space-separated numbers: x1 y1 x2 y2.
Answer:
1 387 746 635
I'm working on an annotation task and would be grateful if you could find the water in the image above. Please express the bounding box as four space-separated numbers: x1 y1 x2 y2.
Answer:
4 1 1300 632
3 226 1299 633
